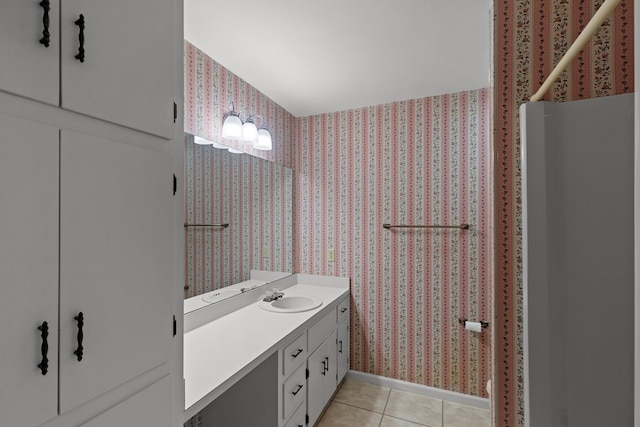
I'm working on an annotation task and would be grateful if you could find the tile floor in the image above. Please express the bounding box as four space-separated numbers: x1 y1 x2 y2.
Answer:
317 378 491 427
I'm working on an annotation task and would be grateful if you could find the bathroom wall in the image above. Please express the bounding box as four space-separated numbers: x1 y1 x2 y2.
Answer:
294 88 493 397
184 42 296 299
494 1 634 426
184 40 494 398
183 135 293 298
184 41 295 169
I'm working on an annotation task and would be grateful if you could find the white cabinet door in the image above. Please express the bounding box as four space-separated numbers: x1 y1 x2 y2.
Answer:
0 114 59 427
307 331 337 426
59 130 173 413
60 0 175 138
80 376 172 427
0 0 59 105
337 320 349 383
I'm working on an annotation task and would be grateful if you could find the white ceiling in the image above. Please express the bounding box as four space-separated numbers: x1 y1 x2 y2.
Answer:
184 0 492 117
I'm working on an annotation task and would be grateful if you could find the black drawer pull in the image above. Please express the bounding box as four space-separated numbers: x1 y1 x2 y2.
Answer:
37 321 49 375
291 349 303 358
74 14 85 63
321 359 326 375
291 384 303 396
340 307 348 313
74 312 84 361
338 340 343 354
324 356 329 372
39 0 50 47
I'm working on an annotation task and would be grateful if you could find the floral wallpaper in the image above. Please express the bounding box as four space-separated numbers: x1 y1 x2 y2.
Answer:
494 1 634 425
294 88 494 397
183 135 293 298
184 41 295 169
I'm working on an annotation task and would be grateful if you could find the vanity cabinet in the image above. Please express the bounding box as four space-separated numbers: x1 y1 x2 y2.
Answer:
336 300 350 383
0 113 175 427
276 294 350 427
307 331 337 426
0 0 175 138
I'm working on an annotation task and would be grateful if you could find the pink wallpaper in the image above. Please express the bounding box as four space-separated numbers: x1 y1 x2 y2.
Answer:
495 1 634 424
184 39 494 398
184 135 293 298
184 41 295 169
294 88 493 397
183 41 296 299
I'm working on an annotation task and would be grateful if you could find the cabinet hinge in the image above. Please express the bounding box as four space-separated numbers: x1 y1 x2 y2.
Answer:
173 315 177 337
306 368 309 379
173 102 178 123
173 174 177 196
306 414 309 424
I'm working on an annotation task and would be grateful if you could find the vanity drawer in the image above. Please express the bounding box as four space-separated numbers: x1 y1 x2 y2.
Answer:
282 332 307 376
308 309 337 353
284 400 306 427
337 297 349 325
282 364 306 421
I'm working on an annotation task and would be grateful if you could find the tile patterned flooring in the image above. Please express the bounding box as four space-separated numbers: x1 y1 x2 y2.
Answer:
317 379 491 427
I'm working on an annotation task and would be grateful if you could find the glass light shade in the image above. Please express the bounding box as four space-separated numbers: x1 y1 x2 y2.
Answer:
253 128 272 151
221 113 243 140
212 141 228 149
193 135 213 145
241 119 258 142
227 147 243 154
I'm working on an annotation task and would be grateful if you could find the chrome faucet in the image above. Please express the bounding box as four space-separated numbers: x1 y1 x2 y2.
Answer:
263 289 284 302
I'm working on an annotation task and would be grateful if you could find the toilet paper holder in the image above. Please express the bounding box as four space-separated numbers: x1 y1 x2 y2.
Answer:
457 318 489 329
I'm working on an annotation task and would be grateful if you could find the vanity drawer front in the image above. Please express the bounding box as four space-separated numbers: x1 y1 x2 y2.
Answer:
282 364 306 421
283 332 307 376
284 400 306 427
337 297 349 325
308 309 337 353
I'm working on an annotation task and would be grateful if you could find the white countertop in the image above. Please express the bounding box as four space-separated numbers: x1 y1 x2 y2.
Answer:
183 279 267 313
183 280 349 420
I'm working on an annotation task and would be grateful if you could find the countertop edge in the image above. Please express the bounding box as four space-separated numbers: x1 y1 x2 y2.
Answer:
183 283 349 421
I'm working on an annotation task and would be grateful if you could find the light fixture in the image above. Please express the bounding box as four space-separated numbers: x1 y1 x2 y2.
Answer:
227 147 243 154
212 141 228 149
193 135 213 145
241 117 258 142
191 135 230 150
253 127 273 151
220 102 273 151
221 103 243 140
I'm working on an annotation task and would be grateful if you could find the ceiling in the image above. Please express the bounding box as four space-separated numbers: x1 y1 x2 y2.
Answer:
184 0 493 117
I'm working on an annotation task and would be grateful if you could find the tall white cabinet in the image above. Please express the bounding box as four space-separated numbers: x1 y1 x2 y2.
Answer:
0 115 60 427
0 0 175 139
0 1 182 426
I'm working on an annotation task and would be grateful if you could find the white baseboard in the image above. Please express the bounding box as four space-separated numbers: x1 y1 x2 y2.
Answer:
346 370 490 410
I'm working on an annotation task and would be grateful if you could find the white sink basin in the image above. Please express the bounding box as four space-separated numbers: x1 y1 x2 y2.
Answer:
259 295 322 313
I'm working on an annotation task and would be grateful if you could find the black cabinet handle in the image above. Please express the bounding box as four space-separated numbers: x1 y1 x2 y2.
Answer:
340 307 348 313
321 359 326 375
291 349 303 358
73 312 84 361
291 384 303 396
74 14 85 63
324 356 329 372
39 0 50 47
37 321 49 375
338 340 343 354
